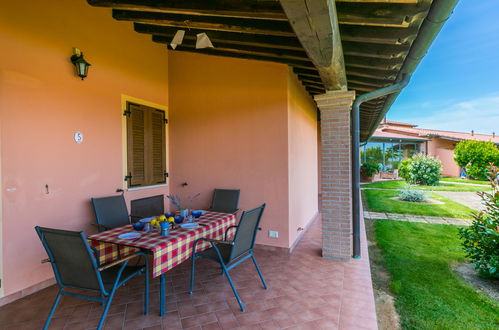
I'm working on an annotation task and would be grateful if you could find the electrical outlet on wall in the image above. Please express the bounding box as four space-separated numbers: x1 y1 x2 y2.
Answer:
268 230 279 238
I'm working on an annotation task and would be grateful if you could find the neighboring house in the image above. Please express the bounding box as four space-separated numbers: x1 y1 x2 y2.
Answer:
0 0 455 306
366 121 499 177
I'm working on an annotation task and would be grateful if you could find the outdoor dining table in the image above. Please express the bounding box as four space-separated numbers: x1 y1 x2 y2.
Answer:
88 211 237 316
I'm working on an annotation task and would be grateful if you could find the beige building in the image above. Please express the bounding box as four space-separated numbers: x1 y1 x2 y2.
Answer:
367 121 499 177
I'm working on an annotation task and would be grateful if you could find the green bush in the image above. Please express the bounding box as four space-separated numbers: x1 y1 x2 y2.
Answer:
399 187 428 202
398 158 412 182
361 162 380 178
459 165 499 278
398 153 442 186
454 140 499 180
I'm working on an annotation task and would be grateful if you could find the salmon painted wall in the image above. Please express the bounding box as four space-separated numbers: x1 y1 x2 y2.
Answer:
427 138 461 177
168 52 290 248
0 0 169 296
287 71 319 246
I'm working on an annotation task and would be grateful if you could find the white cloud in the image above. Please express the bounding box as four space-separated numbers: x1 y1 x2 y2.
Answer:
393 94 499 134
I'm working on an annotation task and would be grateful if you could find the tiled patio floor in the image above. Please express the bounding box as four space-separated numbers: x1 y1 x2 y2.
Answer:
0 218 377 330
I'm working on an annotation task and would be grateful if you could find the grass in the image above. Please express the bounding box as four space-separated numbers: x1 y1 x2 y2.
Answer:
361 180 490 192
362 189 474 218
374 220 499 329
440 177 490 185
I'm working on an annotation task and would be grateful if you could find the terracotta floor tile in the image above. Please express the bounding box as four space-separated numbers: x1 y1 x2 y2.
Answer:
181 313 218 328
0 218 378 329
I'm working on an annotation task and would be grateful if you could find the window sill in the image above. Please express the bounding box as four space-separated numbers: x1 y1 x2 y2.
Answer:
127 184 168 191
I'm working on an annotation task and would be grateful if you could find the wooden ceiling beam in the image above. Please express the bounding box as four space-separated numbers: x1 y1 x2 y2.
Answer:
345 55 403 70
112 9 295 36
336 0 419 4
340 25 418 45
167 47 315 69
152 36 309 60
87 0 288 20
136 23 304 50
346 66 398 79
292 67 320 77
336 2 430 28
298 75 322 84
280 0 347 91
347 75 394 86
343 41 409 59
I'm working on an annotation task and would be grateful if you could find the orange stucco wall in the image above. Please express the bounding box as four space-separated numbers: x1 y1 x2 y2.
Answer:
287 72 319 245
168 52 291 248
427 138 461 177
0 0 169 296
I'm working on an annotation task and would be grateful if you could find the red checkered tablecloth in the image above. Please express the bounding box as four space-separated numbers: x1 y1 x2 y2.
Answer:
88 211 236 278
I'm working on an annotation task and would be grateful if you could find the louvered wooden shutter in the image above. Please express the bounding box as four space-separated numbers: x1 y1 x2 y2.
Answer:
151 109 166 184
126 102 166 188
127 103 146 187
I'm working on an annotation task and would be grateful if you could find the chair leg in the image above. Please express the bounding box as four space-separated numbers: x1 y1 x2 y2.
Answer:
97 290 117 330
144 265 149 315
189 255 196 294
222 266 245 312
250 253 268 290
42 288 63 330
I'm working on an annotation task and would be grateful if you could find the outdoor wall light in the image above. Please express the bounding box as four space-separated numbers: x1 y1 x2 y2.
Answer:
70 48 91 80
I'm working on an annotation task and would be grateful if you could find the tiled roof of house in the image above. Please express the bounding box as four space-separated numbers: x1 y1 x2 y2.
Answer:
370 130 429 141
372 123 499 144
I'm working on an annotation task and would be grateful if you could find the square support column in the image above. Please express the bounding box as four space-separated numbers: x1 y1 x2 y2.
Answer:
315 90 356 260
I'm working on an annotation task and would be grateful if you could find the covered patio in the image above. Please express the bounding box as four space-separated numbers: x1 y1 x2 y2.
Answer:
0 216 375 329
0 0 457 329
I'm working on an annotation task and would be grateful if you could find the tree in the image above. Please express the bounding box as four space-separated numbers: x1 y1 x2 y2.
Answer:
454 140 499 180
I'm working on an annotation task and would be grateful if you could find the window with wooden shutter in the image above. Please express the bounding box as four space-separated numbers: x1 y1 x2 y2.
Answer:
126 102 167 188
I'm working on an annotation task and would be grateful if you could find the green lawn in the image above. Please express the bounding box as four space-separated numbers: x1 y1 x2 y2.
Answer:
362 189 474 218
440 177 490 185
374 220 499 329
361 180 490 192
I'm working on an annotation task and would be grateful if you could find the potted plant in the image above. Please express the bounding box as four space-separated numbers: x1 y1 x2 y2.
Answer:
361 162 380 182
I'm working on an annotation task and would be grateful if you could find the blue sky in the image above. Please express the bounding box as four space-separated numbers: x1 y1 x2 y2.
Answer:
388 0 499 134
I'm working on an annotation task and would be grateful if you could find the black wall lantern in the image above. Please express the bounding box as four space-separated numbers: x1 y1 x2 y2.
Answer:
70 48 91 80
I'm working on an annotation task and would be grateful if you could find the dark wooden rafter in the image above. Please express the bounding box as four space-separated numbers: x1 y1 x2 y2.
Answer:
113 9 295 36
87 0 438 140
342 41 410 59
340 25 418 45
159 44 315 69
298 75 322 83
136 23 303 50
88 0 288 20
279 0 347 91
335 2 430 28
152 35 309 60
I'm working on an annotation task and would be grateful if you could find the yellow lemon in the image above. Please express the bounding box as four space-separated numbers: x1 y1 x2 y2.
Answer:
151 219 158 226
167 216 175 223
158 215 167 222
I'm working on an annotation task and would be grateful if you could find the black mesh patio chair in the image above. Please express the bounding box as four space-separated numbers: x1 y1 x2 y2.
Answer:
91 195 131 232
189 204 267 312
35 226 149 330
209 189 240 214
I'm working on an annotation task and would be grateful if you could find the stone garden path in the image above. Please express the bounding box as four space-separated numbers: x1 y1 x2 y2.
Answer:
434 191 484 211
363 210 471 226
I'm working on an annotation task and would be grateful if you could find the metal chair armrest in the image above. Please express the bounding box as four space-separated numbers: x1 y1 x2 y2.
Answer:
224 225 238 240
97 252 144 272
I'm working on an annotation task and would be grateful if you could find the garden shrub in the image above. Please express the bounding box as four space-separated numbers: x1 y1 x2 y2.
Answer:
398 153 442 186
399 187 428 202
459 165 499 278
454 140 499 180
361 162 380 178
398 158 412 182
